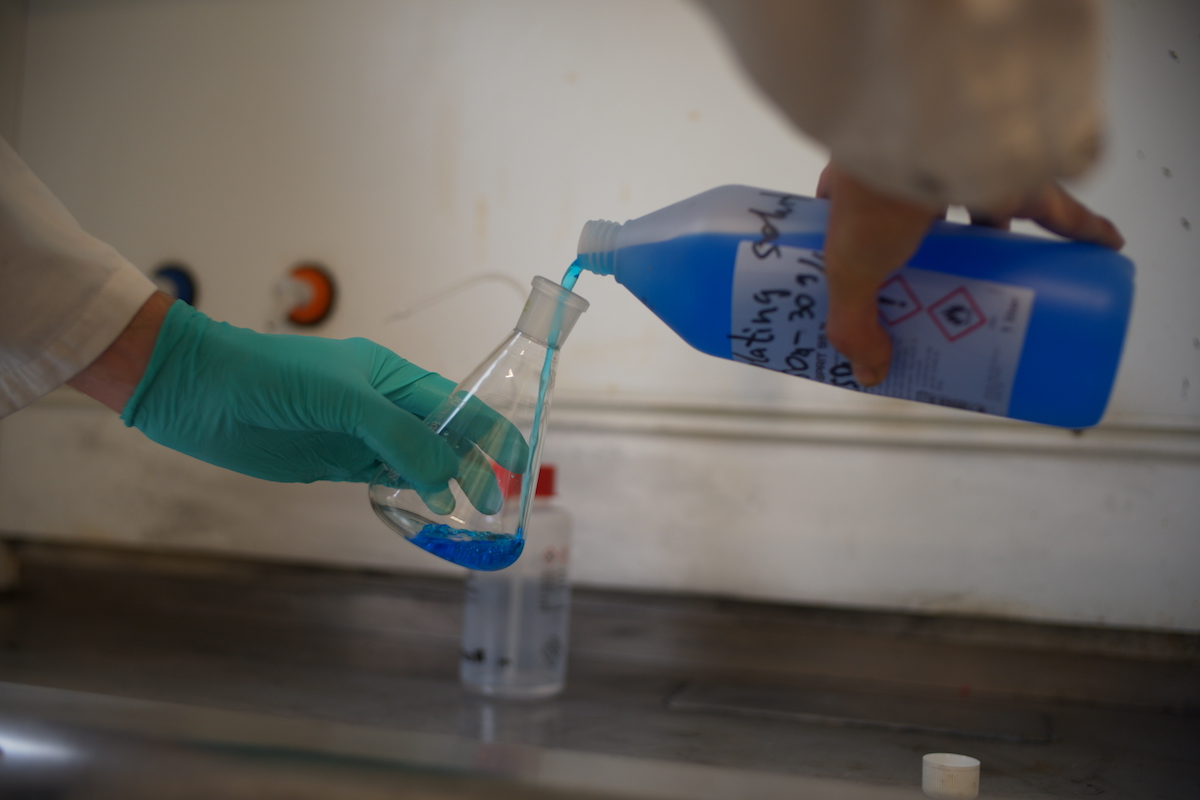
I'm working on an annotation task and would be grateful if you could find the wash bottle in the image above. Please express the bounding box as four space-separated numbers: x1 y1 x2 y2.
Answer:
461 465 572 699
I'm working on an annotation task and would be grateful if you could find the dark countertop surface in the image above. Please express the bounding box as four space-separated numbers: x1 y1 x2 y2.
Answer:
0 540 1196 798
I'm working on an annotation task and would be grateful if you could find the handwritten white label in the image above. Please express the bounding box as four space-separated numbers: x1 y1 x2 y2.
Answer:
730 241 1034 416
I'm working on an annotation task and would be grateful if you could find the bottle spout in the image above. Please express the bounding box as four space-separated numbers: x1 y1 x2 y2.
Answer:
576 219 621 276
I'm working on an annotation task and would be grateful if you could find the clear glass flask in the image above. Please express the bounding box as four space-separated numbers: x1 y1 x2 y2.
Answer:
461 465 572 699
368 277 588 571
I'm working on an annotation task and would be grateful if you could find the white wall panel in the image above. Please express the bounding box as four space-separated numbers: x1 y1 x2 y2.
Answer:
4 392 1198 630
2 0 1198 630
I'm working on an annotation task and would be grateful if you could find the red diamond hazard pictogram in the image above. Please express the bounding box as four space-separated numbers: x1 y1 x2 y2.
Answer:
928 287 987 341
876 275 922 325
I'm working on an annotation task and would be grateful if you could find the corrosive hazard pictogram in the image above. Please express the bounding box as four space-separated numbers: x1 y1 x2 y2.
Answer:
876 275 922 325
928 287 987 341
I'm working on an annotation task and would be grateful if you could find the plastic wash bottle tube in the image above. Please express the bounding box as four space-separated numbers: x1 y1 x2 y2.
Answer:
575 185 1134 428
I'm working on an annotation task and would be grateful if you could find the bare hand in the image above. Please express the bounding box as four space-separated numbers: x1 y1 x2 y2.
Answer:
816 163 1124 387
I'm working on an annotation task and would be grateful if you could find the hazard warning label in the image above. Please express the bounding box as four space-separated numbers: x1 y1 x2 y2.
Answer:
877 275 923 326
730 241 1036 417
928 287 987 341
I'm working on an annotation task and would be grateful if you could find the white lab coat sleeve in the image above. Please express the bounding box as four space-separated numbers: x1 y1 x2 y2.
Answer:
0 137 156 417
697 0 1104 209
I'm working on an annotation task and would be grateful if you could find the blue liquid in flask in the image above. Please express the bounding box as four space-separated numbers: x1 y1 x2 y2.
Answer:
410 524 525 571
405 264 584 572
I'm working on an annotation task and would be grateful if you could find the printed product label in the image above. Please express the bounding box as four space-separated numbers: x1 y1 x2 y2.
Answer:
730 241 1035 416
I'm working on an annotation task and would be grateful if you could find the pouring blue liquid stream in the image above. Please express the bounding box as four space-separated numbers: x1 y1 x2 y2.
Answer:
405 261 585 570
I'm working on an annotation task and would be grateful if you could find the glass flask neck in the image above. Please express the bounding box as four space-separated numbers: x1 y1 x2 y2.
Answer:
515 276 589 349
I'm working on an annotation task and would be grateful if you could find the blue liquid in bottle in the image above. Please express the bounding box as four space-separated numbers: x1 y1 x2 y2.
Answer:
576 186 1134 428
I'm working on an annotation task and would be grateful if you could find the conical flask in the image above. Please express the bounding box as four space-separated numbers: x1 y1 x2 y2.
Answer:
369 276 588 571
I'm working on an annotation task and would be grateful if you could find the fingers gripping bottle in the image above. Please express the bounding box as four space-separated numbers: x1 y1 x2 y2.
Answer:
575 185 1134 428
461 465 572 699
369 277 587 571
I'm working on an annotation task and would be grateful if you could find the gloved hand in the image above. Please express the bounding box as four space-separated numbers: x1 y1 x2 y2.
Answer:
122 300 527 512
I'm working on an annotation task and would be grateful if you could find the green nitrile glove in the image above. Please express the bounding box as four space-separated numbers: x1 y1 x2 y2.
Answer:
122 301 526 513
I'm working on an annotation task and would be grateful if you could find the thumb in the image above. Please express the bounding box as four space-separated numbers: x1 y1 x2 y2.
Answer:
822 165 938 386
825 281 894 388
357 393 459 486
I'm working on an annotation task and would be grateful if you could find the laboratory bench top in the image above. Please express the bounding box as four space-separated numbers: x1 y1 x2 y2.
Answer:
0 539 1196 799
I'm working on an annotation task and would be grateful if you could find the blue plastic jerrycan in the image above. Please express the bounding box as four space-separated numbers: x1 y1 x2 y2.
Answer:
575 185 1134 428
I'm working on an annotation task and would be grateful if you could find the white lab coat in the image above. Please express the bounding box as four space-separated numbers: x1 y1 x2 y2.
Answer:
0 137 154 417
0 0 1102 417
699 0 1102 209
